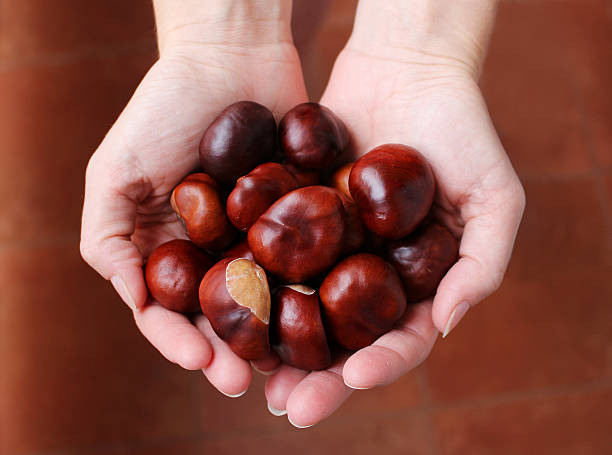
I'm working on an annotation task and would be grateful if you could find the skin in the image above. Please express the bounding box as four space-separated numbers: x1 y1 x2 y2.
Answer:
80 0 525 427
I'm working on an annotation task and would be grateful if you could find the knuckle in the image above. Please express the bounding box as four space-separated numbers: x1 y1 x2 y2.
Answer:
79 239 96 265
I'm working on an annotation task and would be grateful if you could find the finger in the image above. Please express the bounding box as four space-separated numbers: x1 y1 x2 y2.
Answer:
343 301 437 390
80 152 149 311
133 302 212 370
264 365 309 416
285 358 353 428
432 178 526 336
251 352 282 376
193 316 252 397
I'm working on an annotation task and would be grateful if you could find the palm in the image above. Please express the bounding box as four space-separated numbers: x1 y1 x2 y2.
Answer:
264 48 524 427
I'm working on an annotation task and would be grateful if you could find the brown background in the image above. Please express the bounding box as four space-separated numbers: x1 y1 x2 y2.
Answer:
1 0 611 454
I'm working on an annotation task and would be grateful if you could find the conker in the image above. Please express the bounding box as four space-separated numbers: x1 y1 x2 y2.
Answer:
331 162 354 199
145 239 214 313
385 222 458 302
319 253 407 350
248 186 346 282
171 173 234 250
199 101 276 185
226 163 299 232
271 285 331 371
279 102 348 170
349 144 435 239
199 258 271 360
335 190 365 255
283 163 320 187
221 239 255 262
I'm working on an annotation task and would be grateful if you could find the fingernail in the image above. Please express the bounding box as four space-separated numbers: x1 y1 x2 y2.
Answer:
442 301 470 338
252 363 280 376
267 402 287 417
111 275 137 311
288 415 313 429
220 389 247 398
343 379 372 390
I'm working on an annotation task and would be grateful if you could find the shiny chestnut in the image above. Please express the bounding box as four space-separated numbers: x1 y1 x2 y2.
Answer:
199 101 276 185
319 253 407 350
283 163 320 187
221 239 255 262
171 173 234 250
145 239 214 313
279 103 348 170
349 144 435 239
248 186 346 282
271 285 331 371
226 163 299 232
335 190 365 255
199 258 271 360
385 222 458 302
331 162 354 199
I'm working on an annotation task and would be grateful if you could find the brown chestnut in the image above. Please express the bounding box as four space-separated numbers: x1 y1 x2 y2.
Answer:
271 285 331 371
171 173 235 251
319 253 407 350
221 239 255 262
385 222 458 302
331 162 354 199
283 163 320 187
335 190 365 255
349 144 435 239
279 103 347 170
199 101 276 185
145 239 215 313
199 258 270 360
226 163 299 232
248 186 346 282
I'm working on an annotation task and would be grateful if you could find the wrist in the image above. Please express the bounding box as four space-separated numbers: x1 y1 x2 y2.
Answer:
153 0 294 57
348 0 498 79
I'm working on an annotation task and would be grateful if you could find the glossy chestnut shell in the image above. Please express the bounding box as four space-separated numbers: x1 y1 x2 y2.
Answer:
248 186 346 282
385 222 458 302
199 258 271 360
279 102 348 170
199 101 276 185
331 162 354 199
226 163 299 232
221 239 255 262
319 253 407 350
335 190 365 255
349 144 435 239
271 285 331 371
145 239 214 313
171 173 235 251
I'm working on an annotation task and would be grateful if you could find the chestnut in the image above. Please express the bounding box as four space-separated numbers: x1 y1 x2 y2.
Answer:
349 144 435 239
385 222 458 302
319 253 407 350
335 190 365 255
226 163 299 232
199 101 276 185
279 103 348 170
271 285 331 371
283 163 320 187
145 239 214 313
221 239 255 262
248 186 346 282
171 173 235 251
331 162 354 199
199 258 271 360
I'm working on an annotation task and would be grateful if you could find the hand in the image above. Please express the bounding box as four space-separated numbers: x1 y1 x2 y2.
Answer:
80 3 307 396
264 19 525 426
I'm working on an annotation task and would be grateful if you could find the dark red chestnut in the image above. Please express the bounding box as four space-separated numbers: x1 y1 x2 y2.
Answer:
319 253 407 350
226 163 299 232
385 222 458 302
171 173 235 250
199 258 271 360
349 144 435 239
221 239 255 262
248 186 346 282
199 101 276 185
335 190 365 255
271 285 331 371
279 103 348 170
145 239 215 313
283 163 320 187
331 162 354 199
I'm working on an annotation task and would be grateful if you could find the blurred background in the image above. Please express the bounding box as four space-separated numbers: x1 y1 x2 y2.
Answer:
1 0 611 454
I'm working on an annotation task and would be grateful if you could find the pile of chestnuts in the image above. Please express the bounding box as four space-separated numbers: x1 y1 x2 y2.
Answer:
144 101 459 371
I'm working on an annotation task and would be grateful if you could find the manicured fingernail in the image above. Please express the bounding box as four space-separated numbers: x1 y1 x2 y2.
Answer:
343 379 372 390
288 415 313 429
111 275 137 311
267 402 287 416
252 363 280 376
220 389 247 398
442 301 470 338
